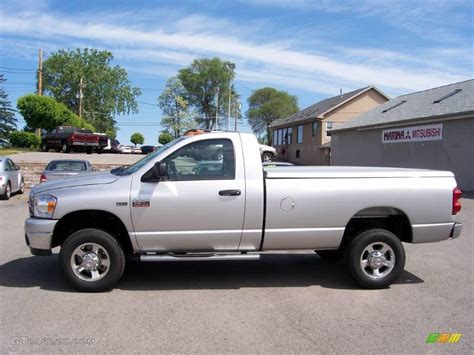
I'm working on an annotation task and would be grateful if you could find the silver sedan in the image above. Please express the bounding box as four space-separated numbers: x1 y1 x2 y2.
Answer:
0 156 25 200
40 159 93 183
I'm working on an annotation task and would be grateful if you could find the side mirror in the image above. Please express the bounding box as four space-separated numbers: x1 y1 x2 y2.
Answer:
15 165 20 171
153 161 168 180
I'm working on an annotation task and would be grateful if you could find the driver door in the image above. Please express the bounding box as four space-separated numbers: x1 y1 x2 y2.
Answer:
130 137 246 252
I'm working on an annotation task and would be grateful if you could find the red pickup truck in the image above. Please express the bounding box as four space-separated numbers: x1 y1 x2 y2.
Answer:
41 127 102 154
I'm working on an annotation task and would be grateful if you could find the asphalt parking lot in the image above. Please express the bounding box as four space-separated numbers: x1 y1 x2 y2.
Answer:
9 151 142 165
0 192 472 353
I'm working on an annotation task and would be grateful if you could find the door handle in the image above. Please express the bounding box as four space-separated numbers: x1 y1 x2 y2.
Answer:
219 189 241 196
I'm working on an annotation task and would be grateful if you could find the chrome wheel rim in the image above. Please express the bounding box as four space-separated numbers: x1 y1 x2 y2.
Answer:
360 242 395 279
20 179 25 193
6 184 11 198
70 242 111 282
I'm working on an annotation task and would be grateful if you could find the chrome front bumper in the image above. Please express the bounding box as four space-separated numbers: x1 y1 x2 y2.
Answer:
25 218 58 255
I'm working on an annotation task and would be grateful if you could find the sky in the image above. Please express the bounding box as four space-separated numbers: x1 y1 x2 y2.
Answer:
0 0 473 145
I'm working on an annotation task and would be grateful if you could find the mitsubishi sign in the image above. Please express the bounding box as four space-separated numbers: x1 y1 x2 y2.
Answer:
382 123 443 144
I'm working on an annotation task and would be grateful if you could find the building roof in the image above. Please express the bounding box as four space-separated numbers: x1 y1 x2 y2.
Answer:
332 79 474 132
270 86 388 128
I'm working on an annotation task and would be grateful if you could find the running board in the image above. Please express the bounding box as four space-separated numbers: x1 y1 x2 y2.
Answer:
140 253 260 262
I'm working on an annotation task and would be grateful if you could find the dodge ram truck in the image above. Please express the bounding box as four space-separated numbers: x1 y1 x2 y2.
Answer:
25 131 463 292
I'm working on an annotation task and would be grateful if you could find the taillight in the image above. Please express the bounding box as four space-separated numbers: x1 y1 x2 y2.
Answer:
71 133 75 141
40 174 47 183
452 187 462 215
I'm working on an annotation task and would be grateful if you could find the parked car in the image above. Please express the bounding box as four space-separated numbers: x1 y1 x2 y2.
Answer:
41 126 101 154
104 139 121 154
40 159 93 183
0 156 25 200
140 145 156 154
25 131 463 291
132 146 142 154
0 138 11 148
259 144 277 162
119 145 132 154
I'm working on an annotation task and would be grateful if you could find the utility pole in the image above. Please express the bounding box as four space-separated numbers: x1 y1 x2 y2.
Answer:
78 77 84 118
37 48 43 96
36 48 43 136
226 63 235 131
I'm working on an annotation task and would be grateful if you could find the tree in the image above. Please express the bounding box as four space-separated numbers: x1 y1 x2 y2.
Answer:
178 58 235 130
131 132 144 146
247 87 298 145
0 74 17 139
42 48 141 132
158 131 174 145
17 94 94 131
158 77 195 138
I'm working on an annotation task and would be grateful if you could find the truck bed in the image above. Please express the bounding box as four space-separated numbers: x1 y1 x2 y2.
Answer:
264 166 454 179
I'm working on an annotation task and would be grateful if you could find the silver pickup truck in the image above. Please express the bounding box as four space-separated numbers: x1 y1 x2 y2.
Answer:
25 132 463 292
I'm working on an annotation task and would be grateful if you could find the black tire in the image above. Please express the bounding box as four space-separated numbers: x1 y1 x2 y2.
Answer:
61 142 70 153
345 229 405 289
262 152 274 162
86 148 93 155
18 178 25 194
41 143 49 152
315 250 343 261
1 182 11 200
59 229 125 292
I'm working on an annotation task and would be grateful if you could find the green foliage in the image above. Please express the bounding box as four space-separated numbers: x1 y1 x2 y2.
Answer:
247 87 298 145
158 77 196 137
16 94 94 131
106 129 117 140
42 48 141 132
0 74 17 139
178 58 235 130
131 132 144 146
9 131 41 148
158 131 174 145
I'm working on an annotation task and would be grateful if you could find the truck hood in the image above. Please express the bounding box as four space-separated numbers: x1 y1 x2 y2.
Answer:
32 172 119 194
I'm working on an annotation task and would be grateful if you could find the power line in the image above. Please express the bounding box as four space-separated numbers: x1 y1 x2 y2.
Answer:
0 66 36 72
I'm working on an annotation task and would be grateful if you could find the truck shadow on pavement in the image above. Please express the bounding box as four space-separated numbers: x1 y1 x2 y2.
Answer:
0 254 423 292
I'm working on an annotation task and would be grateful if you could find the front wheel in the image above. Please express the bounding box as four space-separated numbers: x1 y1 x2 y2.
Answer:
345 229 405 289
59 229 125 292
262 152 274 162
62 142 70 153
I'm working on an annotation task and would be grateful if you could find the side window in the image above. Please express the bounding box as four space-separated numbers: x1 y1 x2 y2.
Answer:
4 159 12 171
164 139 235 181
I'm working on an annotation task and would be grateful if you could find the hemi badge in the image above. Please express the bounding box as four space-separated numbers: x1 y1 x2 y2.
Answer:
116 202 128 207
132 200 150 208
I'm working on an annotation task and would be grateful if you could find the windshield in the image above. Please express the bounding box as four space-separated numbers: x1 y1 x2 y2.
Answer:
112 137 187 176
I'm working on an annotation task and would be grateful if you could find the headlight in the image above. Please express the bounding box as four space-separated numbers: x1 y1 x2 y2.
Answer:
33 195 57 218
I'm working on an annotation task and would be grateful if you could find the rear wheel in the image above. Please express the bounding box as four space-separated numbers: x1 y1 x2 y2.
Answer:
1 182 11 200
41 143 49 152
345 229 405 289
62 142 70 153
86 148 93 154
59 229 125 292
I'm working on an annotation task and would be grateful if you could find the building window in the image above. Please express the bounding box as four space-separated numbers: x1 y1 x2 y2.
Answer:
273 130 277 146
312 121 318 137
326 121 333 136
287 127 293 144
282 128 288 144
297 125 303 144
277 129 282 145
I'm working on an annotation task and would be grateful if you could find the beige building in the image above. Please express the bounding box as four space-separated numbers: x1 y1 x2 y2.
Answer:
270 86 389 165
331 79 474 191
